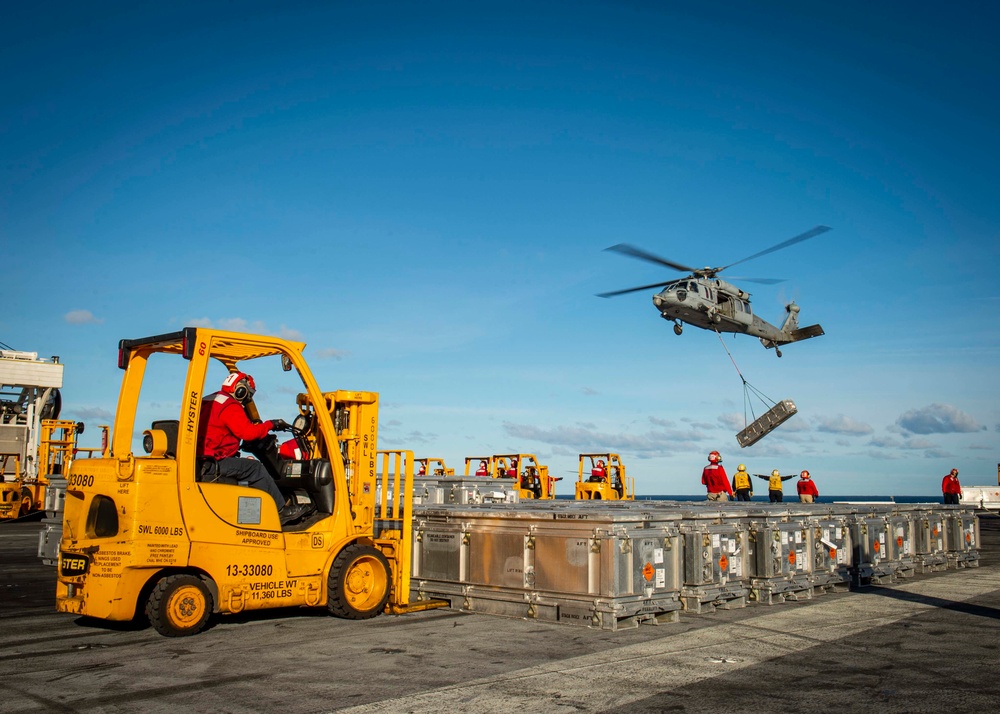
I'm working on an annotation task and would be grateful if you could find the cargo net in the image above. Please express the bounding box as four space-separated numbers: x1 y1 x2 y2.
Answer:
715 332 797 448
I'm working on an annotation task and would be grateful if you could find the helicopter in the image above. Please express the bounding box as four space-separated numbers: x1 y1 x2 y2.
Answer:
598 225 830 357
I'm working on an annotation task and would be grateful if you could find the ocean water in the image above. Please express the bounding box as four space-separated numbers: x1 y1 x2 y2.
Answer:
636 494 941 504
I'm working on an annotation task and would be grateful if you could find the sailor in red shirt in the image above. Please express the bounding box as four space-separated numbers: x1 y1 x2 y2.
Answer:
197 371 309 524
702 450 733 501
941 468 962 505
797 470 819 503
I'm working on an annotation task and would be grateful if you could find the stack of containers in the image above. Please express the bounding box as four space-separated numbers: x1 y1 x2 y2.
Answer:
944 507 980 568
908 505 949 573
745 505 815 605
807 506 853 592
36 475 67 566
847 505 897 586
411 476 520 506
409 499 980 630
411 501 684 631
676 506 750 613
884 508 917 580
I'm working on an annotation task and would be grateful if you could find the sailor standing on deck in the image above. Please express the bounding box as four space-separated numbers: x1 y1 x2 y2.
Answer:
797 470 819 503
756 469 795 503
942 468 962 505
702 451 733 501
732 464 753 501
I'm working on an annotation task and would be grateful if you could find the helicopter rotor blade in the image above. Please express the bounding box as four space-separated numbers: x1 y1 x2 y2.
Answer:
597 280 676 298
604 244 697 274
726 276 788 285
718 225 831 273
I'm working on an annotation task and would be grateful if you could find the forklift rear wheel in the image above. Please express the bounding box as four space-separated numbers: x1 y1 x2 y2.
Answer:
146 574 213 637
327 544 391 620
18 489 32 517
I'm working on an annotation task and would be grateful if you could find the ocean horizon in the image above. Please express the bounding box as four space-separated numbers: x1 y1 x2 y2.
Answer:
556 494 942 504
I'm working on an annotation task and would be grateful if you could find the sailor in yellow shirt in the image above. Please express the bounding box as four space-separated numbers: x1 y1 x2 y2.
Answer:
755 469 795 503
731 464 753 501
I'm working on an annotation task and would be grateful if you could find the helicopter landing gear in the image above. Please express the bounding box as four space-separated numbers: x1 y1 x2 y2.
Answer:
775 348 782 358
673 321 683 336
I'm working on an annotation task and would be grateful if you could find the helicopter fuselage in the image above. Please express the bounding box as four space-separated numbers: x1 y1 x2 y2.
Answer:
651 278 810 346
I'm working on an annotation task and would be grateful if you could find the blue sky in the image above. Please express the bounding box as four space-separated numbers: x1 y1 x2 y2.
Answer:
4 1 998 495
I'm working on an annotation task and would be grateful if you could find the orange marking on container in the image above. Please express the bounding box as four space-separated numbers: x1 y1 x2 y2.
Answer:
642 562 655 581
788 551 796 565
897 536 903 548
829 548 837 560
719 555 729 571
873 539 881 553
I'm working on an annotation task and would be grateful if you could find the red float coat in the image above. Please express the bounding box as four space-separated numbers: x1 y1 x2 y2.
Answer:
942 474 962 495
702 464 733 496
197 392 273 460
797 478 819 497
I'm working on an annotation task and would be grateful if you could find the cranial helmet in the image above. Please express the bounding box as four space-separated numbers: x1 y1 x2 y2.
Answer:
800 470 810 478
222 371 256 403
597 459 605 467
708 451 721 464
737 464 746 472
771 469 781 478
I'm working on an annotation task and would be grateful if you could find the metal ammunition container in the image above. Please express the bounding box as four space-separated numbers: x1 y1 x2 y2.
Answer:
747 510 814 604
944 508 980 568
807 512 852 592
678 509 749 613
909 507 949 573
411 502 683 630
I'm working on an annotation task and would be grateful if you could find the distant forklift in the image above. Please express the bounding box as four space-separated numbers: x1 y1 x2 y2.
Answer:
576 453 634 500
1 349 64 519
492 453 558 499
56 328 441 637
415 457 454 476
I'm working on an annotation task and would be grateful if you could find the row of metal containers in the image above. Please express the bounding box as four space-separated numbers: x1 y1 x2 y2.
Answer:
408 496 979 631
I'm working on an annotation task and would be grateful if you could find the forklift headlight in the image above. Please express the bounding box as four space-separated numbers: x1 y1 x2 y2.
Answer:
142 429 168 457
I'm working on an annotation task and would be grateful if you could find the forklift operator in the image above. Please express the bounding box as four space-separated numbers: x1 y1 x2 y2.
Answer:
197 371 309 524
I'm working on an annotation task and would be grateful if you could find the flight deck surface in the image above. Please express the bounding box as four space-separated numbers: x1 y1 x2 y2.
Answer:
2 516 998 713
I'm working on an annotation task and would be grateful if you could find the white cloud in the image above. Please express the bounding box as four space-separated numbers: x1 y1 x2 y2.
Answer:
314 348 350 360
277 325 304 341
896 403 983 435
718 413 745 430
502 420 711 457
64 309 102 325
67 406 113 420
815 414 874 436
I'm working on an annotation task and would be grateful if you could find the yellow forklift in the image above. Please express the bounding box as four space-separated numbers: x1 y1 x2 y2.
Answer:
464 455 495 477
492 453 558 499
575 453 634 500
415 457 454 476
56 328 439 636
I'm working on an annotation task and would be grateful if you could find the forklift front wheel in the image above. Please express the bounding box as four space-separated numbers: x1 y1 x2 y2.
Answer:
327 544 391 620
146 574 214 637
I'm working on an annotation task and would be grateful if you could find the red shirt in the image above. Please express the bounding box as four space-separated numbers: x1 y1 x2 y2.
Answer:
702 464 733 495
197 392 273 460
797 478 819 497
942 474 962 495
